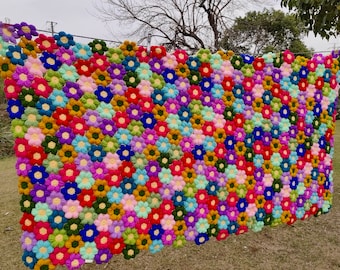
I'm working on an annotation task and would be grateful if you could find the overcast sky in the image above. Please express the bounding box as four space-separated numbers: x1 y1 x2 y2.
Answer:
1 0 339 53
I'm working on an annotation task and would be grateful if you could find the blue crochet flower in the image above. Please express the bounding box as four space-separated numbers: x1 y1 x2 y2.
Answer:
156 137 171 153
40 52 62 71
184 197 198 212
299 66 309 78
227 221 240 234
263 187 274 200
172 191 186 207
236 198 248 212
54 31 75 49
50 89 69 108
95 85 113 103
200 77 214 92
122 56 140 71
115 128 132 145
61 182 81 200
151 89 166 106
22 250 37 269
217 215 230 229
149 239 164 254
32 240 53 259
149 224 165 241
255 208 266 221
80 223 99 242
36 97 56 116
140 113 157 129
203 136 217 151
162 68 178 84
28 165 49 184
179 121 193 136
163 83 179 99
224 136 236 150
107 186 123 204
132 168 148 185
72 135 91 153
241 54 254 64
117 144 134 161
6 45 27 65
211 84 224 99
195 232 209 245
192 145 206 160
120 177 136 194
7 99 25 119
48 210 67 229
186 56 201 71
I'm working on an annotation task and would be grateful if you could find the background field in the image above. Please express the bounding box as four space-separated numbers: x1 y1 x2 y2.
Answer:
1 127 339 270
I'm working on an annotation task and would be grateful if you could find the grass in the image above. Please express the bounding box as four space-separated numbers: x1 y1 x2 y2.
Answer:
0 128 340 270
0 103 14 159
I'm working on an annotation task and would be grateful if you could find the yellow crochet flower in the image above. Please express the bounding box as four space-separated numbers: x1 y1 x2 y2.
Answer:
204 151 217 166
143 144 160 161
108 203 125 221
58 144 77 163
92 179 110 198
133 185 150 202
111 94 128 112
120 40 138 57
65 235 84 253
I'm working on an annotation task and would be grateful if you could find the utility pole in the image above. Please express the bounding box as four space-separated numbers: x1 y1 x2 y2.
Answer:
46 21 57 35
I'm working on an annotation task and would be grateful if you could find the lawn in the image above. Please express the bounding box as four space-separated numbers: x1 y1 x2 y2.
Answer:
0 128 339 270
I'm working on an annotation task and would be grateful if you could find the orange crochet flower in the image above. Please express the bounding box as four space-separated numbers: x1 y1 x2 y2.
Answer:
120 40 138 57
65 235 84 253
133 185 150 202
111 95 129 112
204 151 217 167
86 126 104 145
173 220 187 236
108 203 125 221
93 179 110 197
58 144 77 163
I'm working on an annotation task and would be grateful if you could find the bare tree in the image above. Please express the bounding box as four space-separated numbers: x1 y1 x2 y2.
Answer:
95 0 267 52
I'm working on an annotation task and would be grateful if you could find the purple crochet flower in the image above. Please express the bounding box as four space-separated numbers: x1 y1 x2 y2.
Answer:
0 22 18 43
46 191 66 210
142 128 158 145
194 203 209 218
107 63 126 80
56 126 75 144
65 253 85 270
56 47 77 65
159 184 175 200
109 220 125 238
126 104 143 120
14 22 38 39
145 160 161 177
100 119 117 136
149 57 164 74
184 213 198 227
21 231 37 251
90 162 108 179
94 248 113 264
83 109 102 128
75 153 93 171
184 226 198 241
30 183 50 203
63 81 83 100
45 173 64 192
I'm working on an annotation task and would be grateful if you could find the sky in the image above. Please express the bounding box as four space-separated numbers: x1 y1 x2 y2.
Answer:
1 0 339 54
